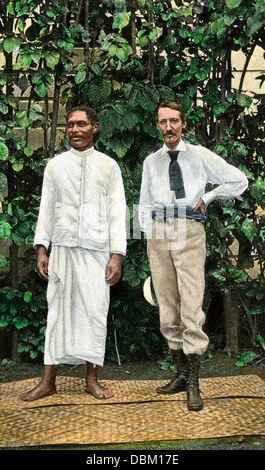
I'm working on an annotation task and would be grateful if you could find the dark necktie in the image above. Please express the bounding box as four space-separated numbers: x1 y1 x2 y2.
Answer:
168 150 185 199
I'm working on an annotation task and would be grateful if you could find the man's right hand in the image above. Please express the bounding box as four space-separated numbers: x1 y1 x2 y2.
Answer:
193 198 206 215
36 245 49 282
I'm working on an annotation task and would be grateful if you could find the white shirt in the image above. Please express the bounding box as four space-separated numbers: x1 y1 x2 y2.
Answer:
34 146 127 255
139 139 248 232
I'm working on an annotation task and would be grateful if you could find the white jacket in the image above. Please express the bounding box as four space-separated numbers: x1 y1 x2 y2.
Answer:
34 146 127 255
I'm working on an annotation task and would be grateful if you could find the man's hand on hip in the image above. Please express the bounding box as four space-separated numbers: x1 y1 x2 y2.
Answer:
193 198 206 215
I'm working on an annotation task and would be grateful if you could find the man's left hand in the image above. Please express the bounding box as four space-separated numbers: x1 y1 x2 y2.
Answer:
193 198 206 215
105 253 124 286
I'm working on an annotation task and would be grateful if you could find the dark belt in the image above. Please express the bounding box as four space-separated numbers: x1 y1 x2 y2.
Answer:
151 205 207 224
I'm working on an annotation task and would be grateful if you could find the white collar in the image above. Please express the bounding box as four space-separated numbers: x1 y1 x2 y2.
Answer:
163 139 187 154
70 146 95 157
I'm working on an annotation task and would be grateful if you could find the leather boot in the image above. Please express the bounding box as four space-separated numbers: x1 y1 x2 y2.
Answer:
186 354 203 411
157 350 187 394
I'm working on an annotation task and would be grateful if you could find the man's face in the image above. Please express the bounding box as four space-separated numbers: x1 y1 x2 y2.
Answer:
66 110 99 151
157 107 186 150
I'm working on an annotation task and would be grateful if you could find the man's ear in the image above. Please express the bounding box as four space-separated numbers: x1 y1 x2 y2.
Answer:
93 122 100 134
156 121 163 133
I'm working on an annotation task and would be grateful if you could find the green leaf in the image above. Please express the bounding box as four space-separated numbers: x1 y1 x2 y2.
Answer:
1 359 15 368
16 221 30 236
235 351 256 367
12 161 24 172
170 74 186 86
0 172 8 199
3 37 22 53
0 221 11 239
30 350 38 359
241 218 255 243
46 8 56 18
24 145 34 157
193 32 204 44
0 318 9 327
195 69 209 81
74 66 87 84
11 232 26 246
182 94 193 113
17 344 29 353
34 82 48 98
13 317 29 329
245 285 265 300
32 73 43 85
7 3 14 15
159 361 170 370
121 112 138 130
16 111 29 128
138 270 147 280
25 234 34 245
18 76 29 91
213 102 230 117
249 180 265 202
60 38 74 52
210 268 226 282
14 53 32 69
224 14 237 26
235 94 251 108
179 28 190 39
29 104 43 122
116 44 131 62
0 73 7 86
113 12 131 31
149 28 162 42
0 301 9 313
256 334 265 350
6 96 16 109
109 45 118 57
226 0 242 10
0 254 7 268
10 303 17 315
6 290 17 300
187 85 197 97
246 2 265 37
249 307 265 315
0 142 9 161
45 51 60 70
23 291 32 303
0 101 9 114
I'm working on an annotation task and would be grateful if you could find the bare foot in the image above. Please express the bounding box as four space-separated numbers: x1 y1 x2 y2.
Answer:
86 379 113 399
21 380 56 402
85 362 113 399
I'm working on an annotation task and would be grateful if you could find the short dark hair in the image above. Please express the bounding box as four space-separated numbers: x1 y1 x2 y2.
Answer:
66 105 98 124
155 101 187 124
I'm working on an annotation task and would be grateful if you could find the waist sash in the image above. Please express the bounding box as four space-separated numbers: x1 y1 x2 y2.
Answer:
151 204 207 224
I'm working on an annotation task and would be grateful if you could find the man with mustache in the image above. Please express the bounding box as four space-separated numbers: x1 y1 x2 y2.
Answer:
139 101 248 411
22 105 127 401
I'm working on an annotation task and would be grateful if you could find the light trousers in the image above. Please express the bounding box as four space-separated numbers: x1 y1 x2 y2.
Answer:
147 218 209 356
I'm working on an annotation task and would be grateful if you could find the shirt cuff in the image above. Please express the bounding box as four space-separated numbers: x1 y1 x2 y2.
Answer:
33 240 50 252
201 190 217 206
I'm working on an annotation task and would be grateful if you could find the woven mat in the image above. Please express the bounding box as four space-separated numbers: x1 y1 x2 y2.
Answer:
0 374 265 447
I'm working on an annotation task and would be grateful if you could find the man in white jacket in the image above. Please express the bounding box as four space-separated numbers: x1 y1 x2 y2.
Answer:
139 101 248 411
22 105 127 401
